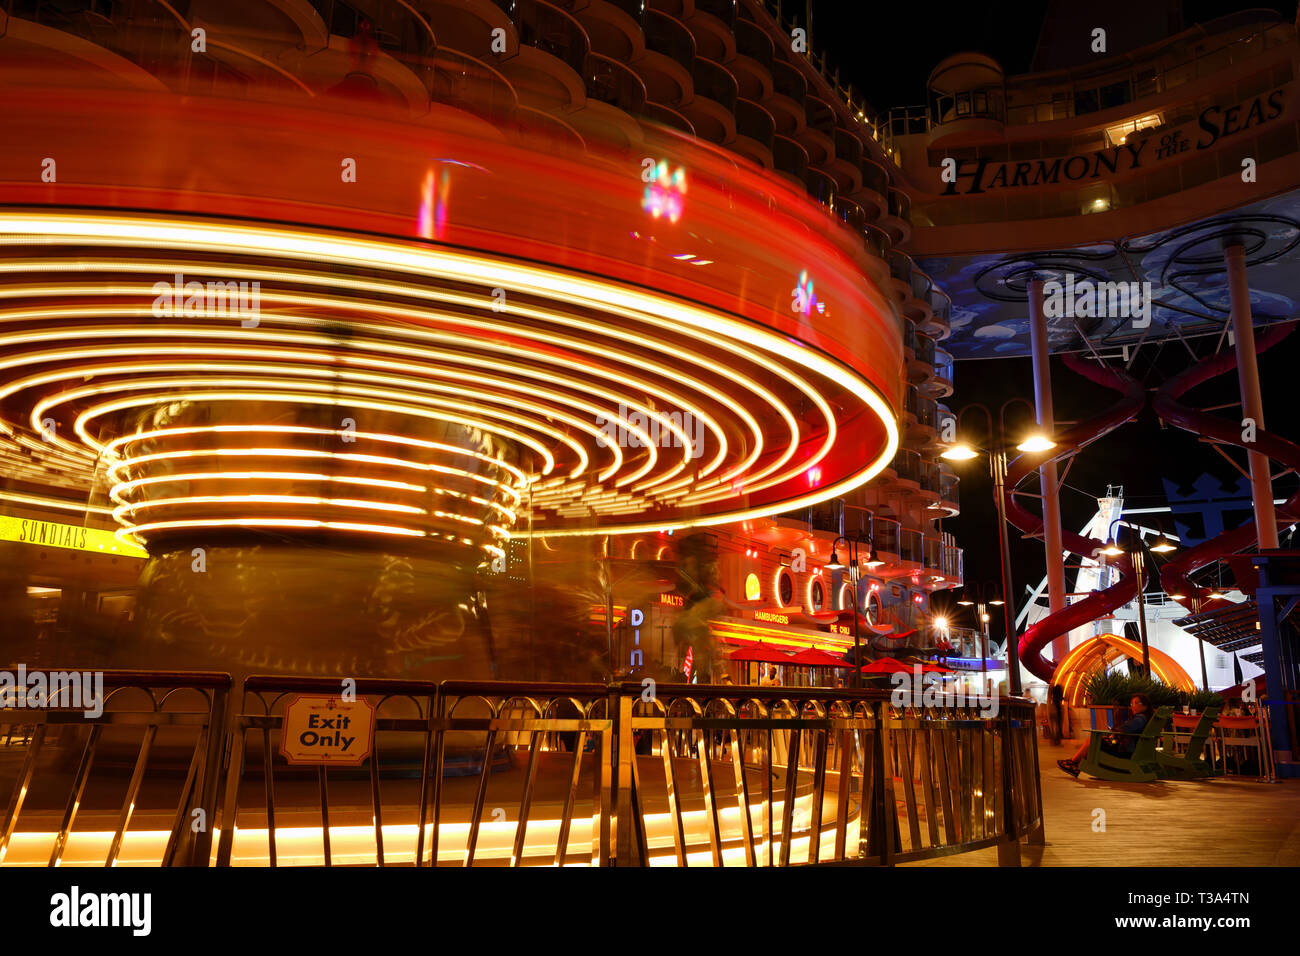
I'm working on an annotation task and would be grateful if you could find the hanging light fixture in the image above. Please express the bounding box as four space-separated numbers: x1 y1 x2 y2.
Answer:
940 442 979 461
1015 432 1056 453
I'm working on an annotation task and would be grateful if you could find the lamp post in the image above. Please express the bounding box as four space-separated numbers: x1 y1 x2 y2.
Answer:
941 398 1055 697
1101 517 1179 679
958 582 1004 696
828 531 884 689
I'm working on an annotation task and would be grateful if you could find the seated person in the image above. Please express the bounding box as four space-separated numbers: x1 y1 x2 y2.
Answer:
1058 693 1152 778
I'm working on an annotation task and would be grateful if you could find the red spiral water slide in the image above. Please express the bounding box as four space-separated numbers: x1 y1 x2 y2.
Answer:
1006 353 1147 682
1008 323 1299 683
1152 321 1300 608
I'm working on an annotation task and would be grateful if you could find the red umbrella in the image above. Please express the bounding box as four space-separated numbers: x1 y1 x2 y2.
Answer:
1219 675 1265 699
788 648 848 667
860 656 911 674
920 662 954 673
729 643 794 663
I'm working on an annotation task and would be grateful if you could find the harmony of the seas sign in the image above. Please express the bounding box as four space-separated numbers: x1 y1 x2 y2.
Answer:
939 87 1286 196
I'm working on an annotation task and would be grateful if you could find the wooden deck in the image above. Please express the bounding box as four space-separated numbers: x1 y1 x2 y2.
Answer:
904 741 1300 866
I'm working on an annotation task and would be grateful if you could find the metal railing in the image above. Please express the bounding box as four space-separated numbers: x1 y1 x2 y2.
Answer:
0 671 230 867
619 685 1040 865
893 448 921 483
1 675 1042 866
922 535 943 572
900 528 924 564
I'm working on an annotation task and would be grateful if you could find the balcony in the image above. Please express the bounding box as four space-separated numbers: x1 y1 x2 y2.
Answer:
694 0 738 29
925 347 954 398
606 0 647 27
881 187 912 243
900 528 924 565
922 293 951 339
903 386 938 433
922 535 943 573
863 225 890 262
637 9 695 106
521 0 590 74
685 56 738 143
733 17 774 74
799 94 836 166
887 250 912 302
919 460 942 499
772 134 808 187
872 516 901 557
835 196 866 234
892 448 921 484
942 541 964 581
586 53 647 114
804 167 836 211
766 58 806 134
430 49 519 128
733 97 775 165
854 159 889 218
939 467 960 506
829 128 864 190
780 499 842 536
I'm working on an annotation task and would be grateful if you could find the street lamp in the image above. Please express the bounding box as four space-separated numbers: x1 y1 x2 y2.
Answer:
958 581 1004 695
828 533 870 689
940 398 1054 696
1102 518 1180 678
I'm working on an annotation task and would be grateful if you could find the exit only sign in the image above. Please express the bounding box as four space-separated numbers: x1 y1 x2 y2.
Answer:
279 695 375 767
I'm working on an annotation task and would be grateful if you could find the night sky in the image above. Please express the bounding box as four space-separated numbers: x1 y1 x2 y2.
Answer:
803 0 1300 616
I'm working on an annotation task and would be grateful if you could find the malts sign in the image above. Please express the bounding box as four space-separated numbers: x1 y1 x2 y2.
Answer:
940 87 1286 196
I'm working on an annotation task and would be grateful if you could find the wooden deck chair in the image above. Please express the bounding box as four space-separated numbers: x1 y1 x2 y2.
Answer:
1078 706 1172 782
1157 707 1221 779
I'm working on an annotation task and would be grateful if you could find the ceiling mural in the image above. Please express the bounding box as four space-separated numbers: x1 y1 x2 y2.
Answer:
918 191 1300 359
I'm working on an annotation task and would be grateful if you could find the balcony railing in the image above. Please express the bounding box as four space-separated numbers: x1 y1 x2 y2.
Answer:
833 128 863 168
773 135 809 180
695 0 738 29
892 448 921 483
431 49 519 128
608 0 647 27
836 197 866 233
887 188 912 224
900 528 924 564
919 460 942 496
872 516 901 555
734 19 774 72
772 58 807 104
735 98 776 148
860 160 889 196
932 348 954 388
587 53 647 114
889 250 912 285
904 387 937 428
645 9 697 66
922 535 943 571
781 499 842 535
939 469 960 504
864 225 890 262
693 56 738 111
805 168 836 210
942 542 965 580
